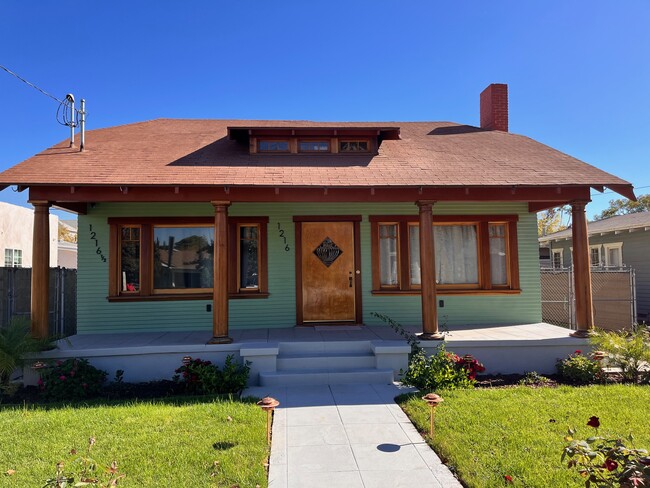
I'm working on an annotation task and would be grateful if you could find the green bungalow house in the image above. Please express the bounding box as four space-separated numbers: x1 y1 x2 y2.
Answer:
0 84 637 384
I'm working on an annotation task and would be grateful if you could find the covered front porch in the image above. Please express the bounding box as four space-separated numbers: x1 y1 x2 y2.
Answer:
23 322 589 386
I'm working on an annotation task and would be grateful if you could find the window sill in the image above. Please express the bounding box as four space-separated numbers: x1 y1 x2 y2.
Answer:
229 292 270 299
108 292 270 302
371 289 521 296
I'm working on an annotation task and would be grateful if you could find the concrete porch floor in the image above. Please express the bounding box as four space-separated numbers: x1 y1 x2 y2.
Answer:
54 322 580 350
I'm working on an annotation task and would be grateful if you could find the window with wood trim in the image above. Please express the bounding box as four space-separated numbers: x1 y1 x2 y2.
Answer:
228 217 269 297
109 217 268 300
298 140 330 152
370 215 520 294
339 140 370 152
258 140 290 152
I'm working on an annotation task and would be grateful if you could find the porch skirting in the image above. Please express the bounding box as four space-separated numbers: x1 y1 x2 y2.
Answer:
22 323 589 386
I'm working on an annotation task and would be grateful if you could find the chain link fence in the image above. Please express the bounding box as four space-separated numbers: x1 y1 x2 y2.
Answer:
0 267 77 337
541 267 635 331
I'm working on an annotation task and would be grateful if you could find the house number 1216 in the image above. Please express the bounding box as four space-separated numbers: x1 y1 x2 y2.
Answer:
89 224 107 263
277 223 290 252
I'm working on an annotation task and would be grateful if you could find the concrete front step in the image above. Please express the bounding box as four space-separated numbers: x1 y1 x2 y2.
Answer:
277 340 372 355
276 353 376 371
259 368 394 387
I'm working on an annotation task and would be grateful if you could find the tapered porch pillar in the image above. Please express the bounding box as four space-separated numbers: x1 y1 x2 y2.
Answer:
30 200 51 339
570 200 594 337
417 201 444 340
209 201 233 344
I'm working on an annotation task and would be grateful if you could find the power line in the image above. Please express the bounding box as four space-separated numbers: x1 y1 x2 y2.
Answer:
591 185 650 197
0 63 67 105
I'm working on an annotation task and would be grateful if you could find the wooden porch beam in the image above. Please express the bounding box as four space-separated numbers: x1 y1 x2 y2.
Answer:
208 201 232 344
417 200 443 340
570 201 594 338
29 200 51 339
28 185 593 204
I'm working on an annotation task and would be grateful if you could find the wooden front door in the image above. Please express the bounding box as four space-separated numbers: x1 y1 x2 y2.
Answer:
297 220 359 323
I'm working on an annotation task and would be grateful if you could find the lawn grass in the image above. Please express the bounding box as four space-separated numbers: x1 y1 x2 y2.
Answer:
398 384 650 488
0 396 268 487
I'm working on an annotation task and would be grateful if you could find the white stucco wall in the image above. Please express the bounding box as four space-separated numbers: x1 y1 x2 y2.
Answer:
0 202 58 267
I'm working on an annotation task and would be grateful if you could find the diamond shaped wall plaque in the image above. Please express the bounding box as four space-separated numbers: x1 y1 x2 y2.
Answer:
313 237 343 267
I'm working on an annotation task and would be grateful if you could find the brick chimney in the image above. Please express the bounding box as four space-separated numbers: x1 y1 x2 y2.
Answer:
480 83 508 132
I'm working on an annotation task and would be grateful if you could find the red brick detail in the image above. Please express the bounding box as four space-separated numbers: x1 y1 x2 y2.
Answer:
480 84 509 132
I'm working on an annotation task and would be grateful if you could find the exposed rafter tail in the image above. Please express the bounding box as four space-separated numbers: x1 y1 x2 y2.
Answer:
607 184 637 201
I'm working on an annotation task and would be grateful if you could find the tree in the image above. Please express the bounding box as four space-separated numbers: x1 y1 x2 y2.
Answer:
593 194 650 220
538 206 569 236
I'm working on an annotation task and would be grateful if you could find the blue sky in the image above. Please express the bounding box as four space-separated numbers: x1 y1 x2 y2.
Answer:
1 1 648 220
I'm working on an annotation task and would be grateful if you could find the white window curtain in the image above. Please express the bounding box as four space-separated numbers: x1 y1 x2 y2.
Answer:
379 224 398 285
434 225 479 284
489 224 507 285
409 225 421 285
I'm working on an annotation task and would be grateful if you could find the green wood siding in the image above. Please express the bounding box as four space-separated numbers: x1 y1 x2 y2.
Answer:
77 202 542 334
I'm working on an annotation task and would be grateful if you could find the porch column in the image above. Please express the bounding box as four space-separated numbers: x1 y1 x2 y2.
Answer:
30 200 50 339
209 201 233 344
570 200 594 337
417 200 443 340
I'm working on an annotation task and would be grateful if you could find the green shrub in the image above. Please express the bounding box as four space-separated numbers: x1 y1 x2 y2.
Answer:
0 317 51 397
556 350 602 385
402 345 483 391
590 326 650 383
174 354 250 395
519 371 552 386
39 358 108 401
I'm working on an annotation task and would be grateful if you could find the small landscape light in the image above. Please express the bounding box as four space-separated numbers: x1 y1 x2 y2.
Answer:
257 396 280 445
591 351 607 361
182 356 192 365
32 361 48 370
422 393 444 438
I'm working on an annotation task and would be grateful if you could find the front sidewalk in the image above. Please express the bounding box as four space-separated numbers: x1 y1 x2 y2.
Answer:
243 383 462 488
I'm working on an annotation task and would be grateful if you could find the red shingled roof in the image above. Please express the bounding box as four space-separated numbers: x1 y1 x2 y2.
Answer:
0 119 633 192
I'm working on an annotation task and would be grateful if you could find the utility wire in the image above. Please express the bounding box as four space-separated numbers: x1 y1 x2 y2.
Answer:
0 63 67 105
591 185 650 197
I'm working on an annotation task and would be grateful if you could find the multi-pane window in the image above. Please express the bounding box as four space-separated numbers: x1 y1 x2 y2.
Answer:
552 250 563 269
371 215 519 293
120 226 140 292
109 217 268 300
238 225 259 290
4 248 22 267
604 243 623 267
589 246 601 267
339 140 369 152
299 141 330 152
153 226 214 292
378 224 399 286
258 140 289 152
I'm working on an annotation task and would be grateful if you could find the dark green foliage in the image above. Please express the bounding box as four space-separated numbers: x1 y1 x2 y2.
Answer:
590 326 650 384
0 318 52 397
39 358 108 401
403 346 480 391
174 354 250 395
556 350 602 385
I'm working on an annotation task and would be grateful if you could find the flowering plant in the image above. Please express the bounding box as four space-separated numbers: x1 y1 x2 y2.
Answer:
39 358 107 401
556 350 603 385
402 345 485 391
173 354 250 395
562 417 650 487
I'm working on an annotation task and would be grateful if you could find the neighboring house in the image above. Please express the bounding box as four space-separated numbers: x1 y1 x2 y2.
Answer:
0 84 635 346
0 201 58 267
540 212 650 321
58 219 78 269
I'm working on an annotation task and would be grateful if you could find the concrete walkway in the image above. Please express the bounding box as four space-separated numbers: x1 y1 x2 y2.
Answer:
243 384 462 488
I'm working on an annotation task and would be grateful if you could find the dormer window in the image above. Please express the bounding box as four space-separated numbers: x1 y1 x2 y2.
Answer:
258 140 289 152
339 140 369 152
228 125 400 155
299 140 330 152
